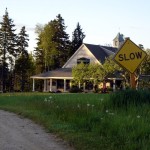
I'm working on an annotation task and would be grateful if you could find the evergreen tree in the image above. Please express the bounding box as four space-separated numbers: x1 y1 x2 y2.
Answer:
34 16 85 73
17 26 29 57
0 8 17 92
34 37 45 73
52 14 71 67
34 24 45 73
15 53 35 91
71 22 85 56
15 26 29 91
35 14 71 71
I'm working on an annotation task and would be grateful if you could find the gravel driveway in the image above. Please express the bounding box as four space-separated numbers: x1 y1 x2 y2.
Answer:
0 110 73 150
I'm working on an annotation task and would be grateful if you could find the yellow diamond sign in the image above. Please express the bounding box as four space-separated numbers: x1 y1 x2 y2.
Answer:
114 39 147 73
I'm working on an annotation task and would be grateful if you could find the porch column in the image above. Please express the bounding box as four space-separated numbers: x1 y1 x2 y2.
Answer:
43 79 46 92
83 82 86 92
32 78 35 92
78 81 81 89
113 79 116 92
49 79 52 92
64 79 66 92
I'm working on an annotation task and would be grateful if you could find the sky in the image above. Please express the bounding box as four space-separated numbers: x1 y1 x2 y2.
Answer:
0 0 150 51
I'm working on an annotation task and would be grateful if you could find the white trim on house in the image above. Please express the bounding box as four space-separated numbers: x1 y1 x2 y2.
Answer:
30 77 73 80
62 44 101 68
62 44 84 68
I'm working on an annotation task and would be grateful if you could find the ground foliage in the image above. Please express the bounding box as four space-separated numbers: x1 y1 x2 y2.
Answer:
0 90 149 150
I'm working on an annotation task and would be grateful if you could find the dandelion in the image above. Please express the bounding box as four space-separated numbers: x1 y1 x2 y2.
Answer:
100 98 103 101
86 103 90 114
87 103 90 107
137 115 141 118
106 110 109 113
44 98 47 102
77 104 80 108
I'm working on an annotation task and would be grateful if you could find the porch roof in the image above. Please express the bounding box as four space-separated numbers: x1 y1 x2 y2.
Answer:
30 68 73 79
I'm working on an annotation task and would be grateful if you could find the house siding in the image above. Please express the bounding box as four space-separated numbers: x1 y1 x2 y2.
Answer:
63 45 100 68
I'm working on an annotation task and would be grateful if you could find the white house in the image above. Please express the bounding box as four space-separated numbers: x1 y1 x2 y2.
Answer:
30 33 125 92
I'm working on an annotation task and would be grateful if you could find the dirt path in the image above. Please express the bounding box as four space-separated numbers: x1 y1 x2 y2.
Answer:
0 110 73 150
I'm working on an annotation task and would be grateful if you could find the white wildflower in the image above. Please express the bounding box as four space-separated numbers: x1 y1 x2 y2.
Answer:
137 115 140 118
87 103 90 107
44 98 47 102
106 110 109 113
77 104 80 108
100 98 103 101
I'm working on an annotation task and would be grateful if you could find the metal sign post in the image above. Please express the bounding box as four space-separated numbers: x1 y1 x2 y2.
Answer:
130 73 136 89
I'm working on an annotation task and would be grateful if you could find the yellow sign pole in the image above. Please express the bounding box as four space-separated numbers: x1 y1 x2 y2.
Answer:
130 73 136 89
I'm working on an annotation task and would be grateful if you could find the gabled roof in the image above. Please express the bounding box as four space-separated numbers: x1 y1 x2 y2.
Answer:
84 43 117 64
31 43 118 79
31 68 72 79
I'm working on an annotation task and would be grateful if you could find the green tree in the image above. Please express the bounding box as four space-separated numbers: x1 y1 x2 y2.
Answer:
0 8 17 92
72 56 123 91
15 53 35 91
141 49 150 74
15 26 29 91
34 37 45 73
71 22 85 56
103 56 122 76
49 14 71 68
35 14 71 71
34 24 45 73
72 63 89 88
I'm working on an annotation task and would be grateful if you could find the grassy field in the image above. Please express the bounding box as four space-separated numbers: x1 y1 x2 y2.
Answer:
0 91 150 150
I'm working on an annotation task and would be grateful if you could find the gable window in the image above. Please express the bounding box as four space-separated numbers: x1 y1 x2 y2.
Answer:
77 57 90 64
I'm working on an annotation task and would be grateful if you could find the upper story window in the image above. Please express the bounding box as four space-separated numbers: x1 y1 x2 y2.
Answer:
77 57 90 64
115 41 118 46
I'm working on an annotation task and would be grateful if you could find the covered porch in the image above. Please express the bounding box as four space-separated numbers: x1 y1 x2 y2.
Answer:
30 68 124 93
30 68 73 92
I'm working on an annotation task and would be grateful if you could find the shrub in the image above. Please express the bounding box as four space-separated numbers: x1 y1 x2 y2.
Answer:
69 86 83 93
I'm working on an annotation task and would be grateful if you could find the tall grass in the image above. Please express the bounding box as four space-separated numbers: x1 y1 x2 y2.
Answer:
0 91 149 150
110 89 150 109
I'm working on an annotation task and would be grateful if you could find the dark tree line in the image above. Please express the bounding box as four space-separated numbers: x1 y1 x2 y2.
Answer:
0 9 34 92
0 9 86 92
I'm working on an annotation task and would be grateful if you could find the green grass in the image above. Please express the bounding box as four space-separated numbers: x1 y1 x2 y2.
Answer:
0 91 149 150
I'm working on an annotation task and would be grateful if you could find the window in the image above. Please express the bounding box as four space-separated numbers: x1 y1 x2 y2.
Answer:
77 57 90 64
115 41 118 46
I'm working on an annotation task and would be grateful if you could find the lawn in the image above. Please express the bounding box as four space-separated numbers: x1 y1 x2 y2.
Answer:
0 90 149 150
